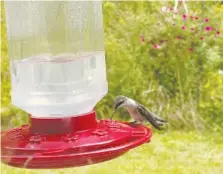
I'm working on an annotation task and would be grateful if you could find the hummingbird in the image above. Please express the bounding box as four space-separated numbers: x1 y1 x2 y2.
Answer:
110 95 167 130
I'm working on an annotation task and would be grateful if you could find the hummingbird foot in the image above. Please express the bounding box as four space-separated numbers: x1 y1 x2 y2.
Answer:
128 120 139 126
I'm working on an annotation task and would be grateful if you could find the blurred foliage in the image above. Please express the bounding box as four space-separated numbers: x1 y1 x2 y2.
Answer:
1 1 223 131
97 1 223 131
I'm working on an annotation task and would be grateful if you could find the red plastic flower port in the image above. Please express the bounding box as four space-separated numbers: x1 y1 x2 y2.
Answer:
182 14 187 20
204 18 209 23
1 111 152 169
205 26 213 32
181 26 186 30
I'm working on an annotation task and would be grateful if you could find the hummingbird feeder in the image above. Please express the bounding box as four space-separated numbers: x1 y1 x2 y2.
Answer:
1 1 152 169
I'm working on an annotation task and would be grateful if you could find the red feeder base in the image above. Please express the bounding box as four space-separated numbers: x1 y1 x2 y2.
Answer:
1 111 152 169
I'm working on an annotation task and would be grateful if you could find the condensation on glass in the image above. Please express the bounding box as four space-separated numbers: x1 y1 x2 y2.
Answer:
4 1 108 117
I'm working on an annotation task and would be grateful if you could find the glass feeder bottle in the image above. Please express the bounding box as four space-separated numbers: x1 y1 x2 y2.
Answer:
4 1 108 118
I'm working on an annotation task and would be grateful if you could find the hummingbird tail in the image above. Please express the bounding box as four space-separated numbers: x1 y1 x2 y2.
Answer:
154 116 168 123
142 110 165 130
148 118 163 130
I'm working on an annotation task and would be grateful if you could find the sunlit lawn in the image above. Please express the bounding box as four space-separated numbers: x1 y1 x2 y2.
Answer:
1 131 223 174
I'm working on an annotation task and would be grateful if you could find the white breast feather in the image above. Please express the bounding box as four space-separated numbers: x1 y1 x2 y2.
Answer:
125 98 137 106
124 99 143 122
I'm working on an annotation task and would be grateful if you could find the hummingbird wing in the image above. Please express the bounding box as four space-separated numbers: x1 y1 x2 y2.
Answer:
136 104 166 130
137 103 167 123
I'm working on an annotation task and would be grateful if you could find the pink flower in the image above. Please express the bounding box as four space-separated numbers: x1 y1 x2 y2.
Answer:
153 44 161 49
174 9 178 14
141 38 145 43
205 26 213 32
181 26 186 30
216 31 220 37
182 14 187 20
204 18 209 22
139 34 145 43
190 28 195 32
161 6 167 12
177 36 181 40
160 40 168 44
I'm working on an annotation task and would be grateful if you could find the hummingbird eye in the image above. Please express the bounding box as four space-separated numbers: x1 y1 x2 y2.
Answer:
114 100 124 110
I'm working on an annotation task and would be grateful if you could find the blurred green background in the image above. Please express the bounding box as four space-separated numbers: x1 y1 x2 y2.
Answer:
1 1 223 174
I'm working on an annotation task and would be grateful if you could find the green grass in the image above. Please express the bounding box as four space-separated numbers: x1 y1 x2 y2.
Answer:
1 131 223 174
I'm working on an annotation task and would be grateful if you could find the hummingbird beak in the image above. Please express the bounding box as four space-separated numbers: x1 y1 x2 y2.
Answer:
110 110 116 120
110 98 124 120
